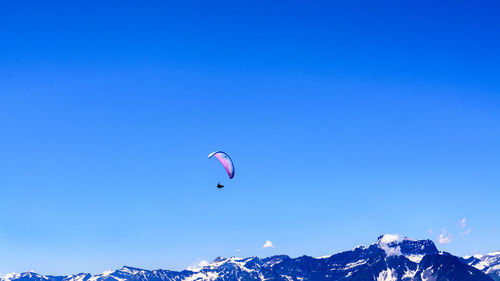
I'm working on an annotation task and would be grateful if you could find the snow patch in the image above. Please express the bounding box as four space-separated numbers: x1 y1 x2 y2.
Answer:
182 272 219 281
420 266 436 281
343 259 367 270
377 269 397 281
406 254 424 263
101 271 114 277
402 268 417 279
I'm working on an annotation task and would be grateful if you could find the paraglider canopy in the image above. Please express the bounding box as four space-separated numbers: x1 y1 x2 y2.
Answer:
208 151 235 179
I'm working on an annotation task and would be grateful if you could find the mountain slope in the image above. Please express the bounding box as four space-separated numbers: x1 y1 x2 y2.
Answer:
462 251 500 281
1 235 493 281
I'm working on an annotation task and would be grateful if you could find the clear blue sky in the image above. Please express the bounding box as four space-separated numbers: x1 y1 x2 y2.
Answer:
1 0 499 276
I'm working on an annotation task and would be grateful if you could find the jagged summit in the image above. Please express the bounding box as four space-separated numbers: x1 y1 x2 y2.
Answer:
375 234 439 256
118 267 146 274
462 250 500 281
212 257 226 263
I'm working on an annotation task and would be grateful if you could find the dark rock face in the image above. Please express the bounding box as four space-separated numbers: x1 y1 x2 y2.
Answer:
2 235 494 281
398 238 438 256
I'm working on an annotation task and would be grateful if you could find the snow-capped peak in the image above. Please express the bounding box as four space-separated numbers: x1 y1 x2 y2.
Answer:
119 267 144 275
463 250 500 279
212 257 226 263
100 270 115 277
486 251 500 256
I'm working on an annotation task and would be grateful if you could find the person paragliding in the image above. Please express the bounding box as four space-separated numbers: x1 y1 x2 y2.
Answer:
208 151 234 189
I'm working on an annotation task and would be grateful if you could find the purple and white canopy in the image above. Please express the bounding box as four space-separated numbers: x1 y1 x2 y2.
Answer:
208 151 235 179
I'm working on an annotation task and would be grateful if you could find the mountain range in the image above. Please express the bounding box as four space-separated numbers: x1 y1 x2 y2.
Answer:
462 251 500 281
2 235 499 281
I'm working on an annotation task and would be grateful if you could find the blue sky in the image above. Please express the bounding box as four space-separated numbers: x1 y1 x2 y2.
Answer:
0 0 499 276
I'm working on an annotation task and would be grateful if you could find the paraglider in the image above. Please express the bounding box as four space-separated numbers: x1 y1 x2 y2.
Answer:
208 151 234 188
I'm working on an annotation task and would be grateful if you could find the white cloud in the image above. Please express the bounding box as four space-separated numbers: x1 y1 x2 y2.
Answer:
458 217 467 228
263 240 275 248
382 245 402 256
235 249 240 252
458 217 471 235
378 234 402 256
428 229 433 235
379 234 400 244
438 228 452 244
461 228 471 235
1 273 20 281
187 260 210 271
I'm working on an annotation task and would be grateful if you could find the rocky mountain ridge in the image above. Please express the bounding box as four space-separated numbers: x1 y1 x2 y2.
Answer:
1 235 495 281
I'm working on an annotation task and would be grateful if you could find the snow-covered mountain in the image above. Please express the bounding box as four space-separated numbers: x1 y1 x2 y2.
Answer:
462 251 500 281
1 235 493 281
